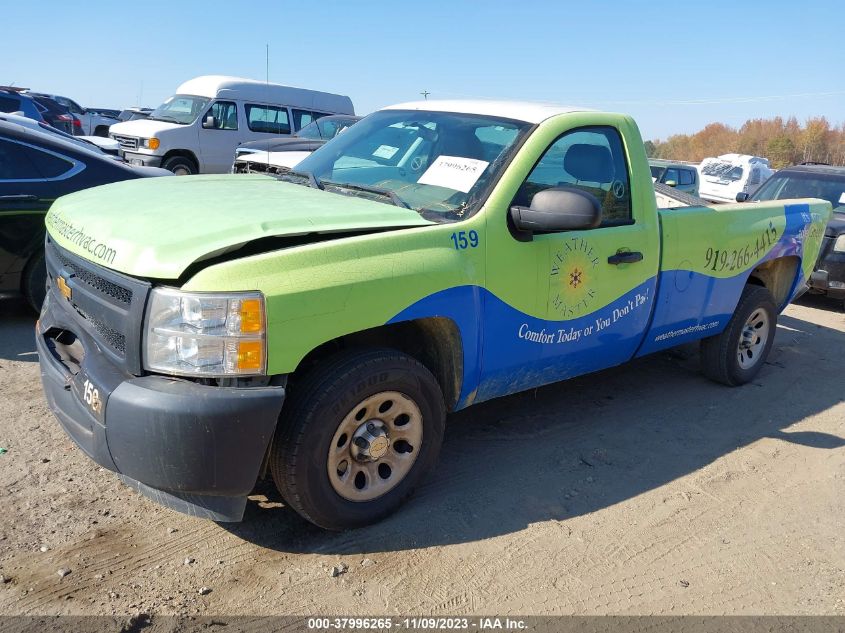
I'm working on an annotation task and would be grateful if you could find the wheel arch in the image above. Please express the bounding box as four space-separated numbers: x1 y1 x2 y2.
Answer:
290 317 464 412
161 149 200 171
746 255 801 309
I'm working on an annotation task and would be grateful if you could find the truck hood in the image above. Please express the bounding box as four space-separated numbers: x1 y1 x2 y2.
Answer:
46 174 434 279
108 117 184 137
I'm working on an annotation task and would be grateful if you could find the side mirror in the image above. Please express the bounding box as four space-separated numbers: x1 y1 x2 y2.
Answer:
735 192 749 202
202 115 216 129
509 187 602 241
664 179 677 187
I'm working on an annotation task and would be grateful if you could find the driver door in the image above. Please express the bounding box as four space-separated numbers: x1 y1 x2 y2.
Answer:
476 121 660 403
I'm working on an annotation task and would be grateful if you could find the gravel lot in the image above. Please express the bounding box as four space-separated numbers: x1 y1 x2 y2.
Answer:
0 294 843 617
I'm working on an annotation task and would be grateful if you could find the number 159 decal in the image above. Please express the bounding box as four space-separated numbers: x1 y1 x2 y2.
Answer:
450 230 479 250
82 378 102 414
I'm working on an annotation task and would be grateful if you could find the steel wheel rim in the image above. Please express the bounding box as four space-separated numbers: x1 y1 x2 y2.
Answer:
327 391 423 502
737 308 770 370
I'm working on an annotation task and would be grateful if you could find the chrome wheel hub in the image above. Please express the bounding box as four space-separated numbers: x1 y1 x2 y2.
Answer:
328 391 423 502
351 421 390 461
737 308 770 370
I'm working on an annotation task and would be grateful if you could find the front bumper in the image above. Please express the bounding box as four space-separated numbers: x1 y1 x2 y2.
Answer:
808 238 845 299
37 288 285 522
120 150 163 168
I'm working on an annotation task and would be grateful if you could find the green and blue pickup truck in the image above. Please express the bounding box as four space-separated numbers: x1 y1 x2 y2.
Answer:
36 101 830 530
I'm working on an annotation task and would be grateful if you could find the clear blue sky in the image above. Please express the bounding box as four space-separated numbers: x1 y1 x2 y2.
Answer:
2 0 843 140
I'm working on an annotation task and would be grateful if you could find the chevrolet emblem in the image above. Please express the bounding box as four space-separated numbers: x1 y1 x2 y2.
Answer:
56 276 72 301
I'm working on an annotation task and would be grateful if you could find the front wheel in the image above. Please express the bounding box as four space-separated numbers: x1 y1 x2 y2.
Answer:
700 285 777 386
270 349 446 530
22 249 47 312
161 155 197 176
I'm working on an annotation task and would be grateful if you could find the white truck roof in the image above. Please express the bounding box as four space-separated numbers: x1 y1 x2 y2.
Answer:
175 75 354 114
703 153 771 167
384 99 590 124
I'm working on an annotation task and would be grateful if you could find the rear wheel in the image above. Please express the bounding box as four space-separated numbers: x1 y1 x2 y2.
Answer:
162 155 197 176
22 249 47 313
270 349 446 530
700 285 777 386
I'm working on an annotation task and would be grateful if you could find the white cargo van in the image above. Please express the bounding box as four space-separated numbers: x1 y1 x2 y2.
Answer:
108 76 354 175
698 153 774 203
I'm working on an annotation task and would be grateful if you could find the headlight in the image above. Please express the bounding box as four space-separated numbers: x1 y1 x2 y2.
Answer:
834 235 845 253
141 137 160 150
144 288 266 376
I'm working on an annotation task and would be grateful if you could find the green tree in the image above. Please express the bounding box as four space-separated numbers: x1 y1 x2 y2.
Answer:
766 135 796 169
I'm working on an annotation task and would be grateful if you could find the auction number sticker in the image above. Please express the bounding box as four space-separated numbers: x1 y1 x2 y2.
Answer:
417 155 489 193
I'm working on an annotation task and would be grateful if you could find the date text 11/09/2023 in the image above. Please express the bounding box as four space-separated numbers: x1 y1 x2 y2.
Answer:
306 617 527 630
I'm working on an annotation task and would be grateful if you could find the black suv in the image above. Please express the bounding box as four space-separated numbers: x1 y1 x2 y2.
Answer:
0 119 168 310
744 164 845 306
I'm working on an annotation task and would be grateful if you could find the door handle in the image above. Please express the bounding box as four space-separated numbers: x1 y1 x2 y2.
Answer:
608 250 643 265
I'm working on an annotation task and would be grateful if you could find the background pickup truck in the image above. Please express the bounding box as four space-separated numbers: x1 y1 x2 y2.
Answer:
37 100 831 531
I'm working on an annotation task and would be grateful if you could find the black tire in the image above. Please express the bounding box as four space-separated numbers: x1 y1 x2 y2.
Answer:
700 285 777 386
21 249 47 313
161 155 197 176
94 125 110 137
270 349 446 530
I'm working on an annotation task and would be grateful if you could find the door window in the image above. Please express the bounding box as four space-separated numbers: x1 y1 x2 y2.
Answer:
0 139 73 180
245 104 290 134
514 126 632 224
0 95 21 113
292 109 317 130
205 101 238 130
663 168 680 184
678 169 695 185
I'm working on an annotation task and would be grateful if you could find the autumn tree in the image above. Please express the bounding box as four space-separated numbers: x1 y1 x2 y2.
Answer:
649 115 844 168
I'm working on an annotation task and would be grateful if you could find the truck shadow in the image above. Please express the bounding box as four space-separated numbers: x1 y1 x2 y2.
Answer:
0 297 38 363
224 309 845 553
794 292 844 313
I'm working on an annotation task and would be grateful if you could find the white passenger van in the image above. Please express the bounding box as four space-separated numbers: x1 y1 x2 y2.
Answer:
108 76 354 175
698 153 774 203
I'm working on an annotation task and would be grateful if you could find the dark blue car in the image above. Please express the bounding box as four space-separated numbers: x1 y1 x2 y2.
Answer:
0 88 45 123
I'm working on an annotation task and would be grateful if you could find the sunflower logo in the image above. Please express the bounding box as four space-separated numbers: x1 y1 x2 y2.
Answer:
550 238 600 317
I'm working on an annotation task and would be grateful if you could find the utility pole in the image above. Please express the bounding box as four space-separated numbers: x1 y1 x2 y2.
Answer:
420 90 430 100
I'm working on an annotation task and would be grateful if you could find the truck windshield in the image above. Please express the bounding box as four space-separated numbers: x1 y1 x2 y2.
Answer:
148 94 210 125
750 171 845 210
290 110 531 222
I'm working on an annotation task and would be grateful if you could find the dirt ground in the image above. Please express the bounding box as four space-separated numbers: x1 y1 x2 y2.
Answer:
0 294 843 618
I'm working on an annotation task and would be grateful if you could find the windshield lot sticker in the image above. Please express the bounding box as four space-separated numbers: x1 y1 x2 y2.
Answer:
372 145 399 160
417 156 490 193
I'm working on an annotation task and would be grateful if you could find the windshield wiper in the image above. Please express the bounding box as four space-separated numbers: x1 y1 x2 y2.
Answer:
320 180 409 209
278 169 323 190
149 115 184 124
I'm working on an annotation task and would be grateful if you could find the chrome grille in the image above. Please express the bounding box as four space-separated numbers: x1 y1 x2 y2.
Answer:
112 135 139 151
